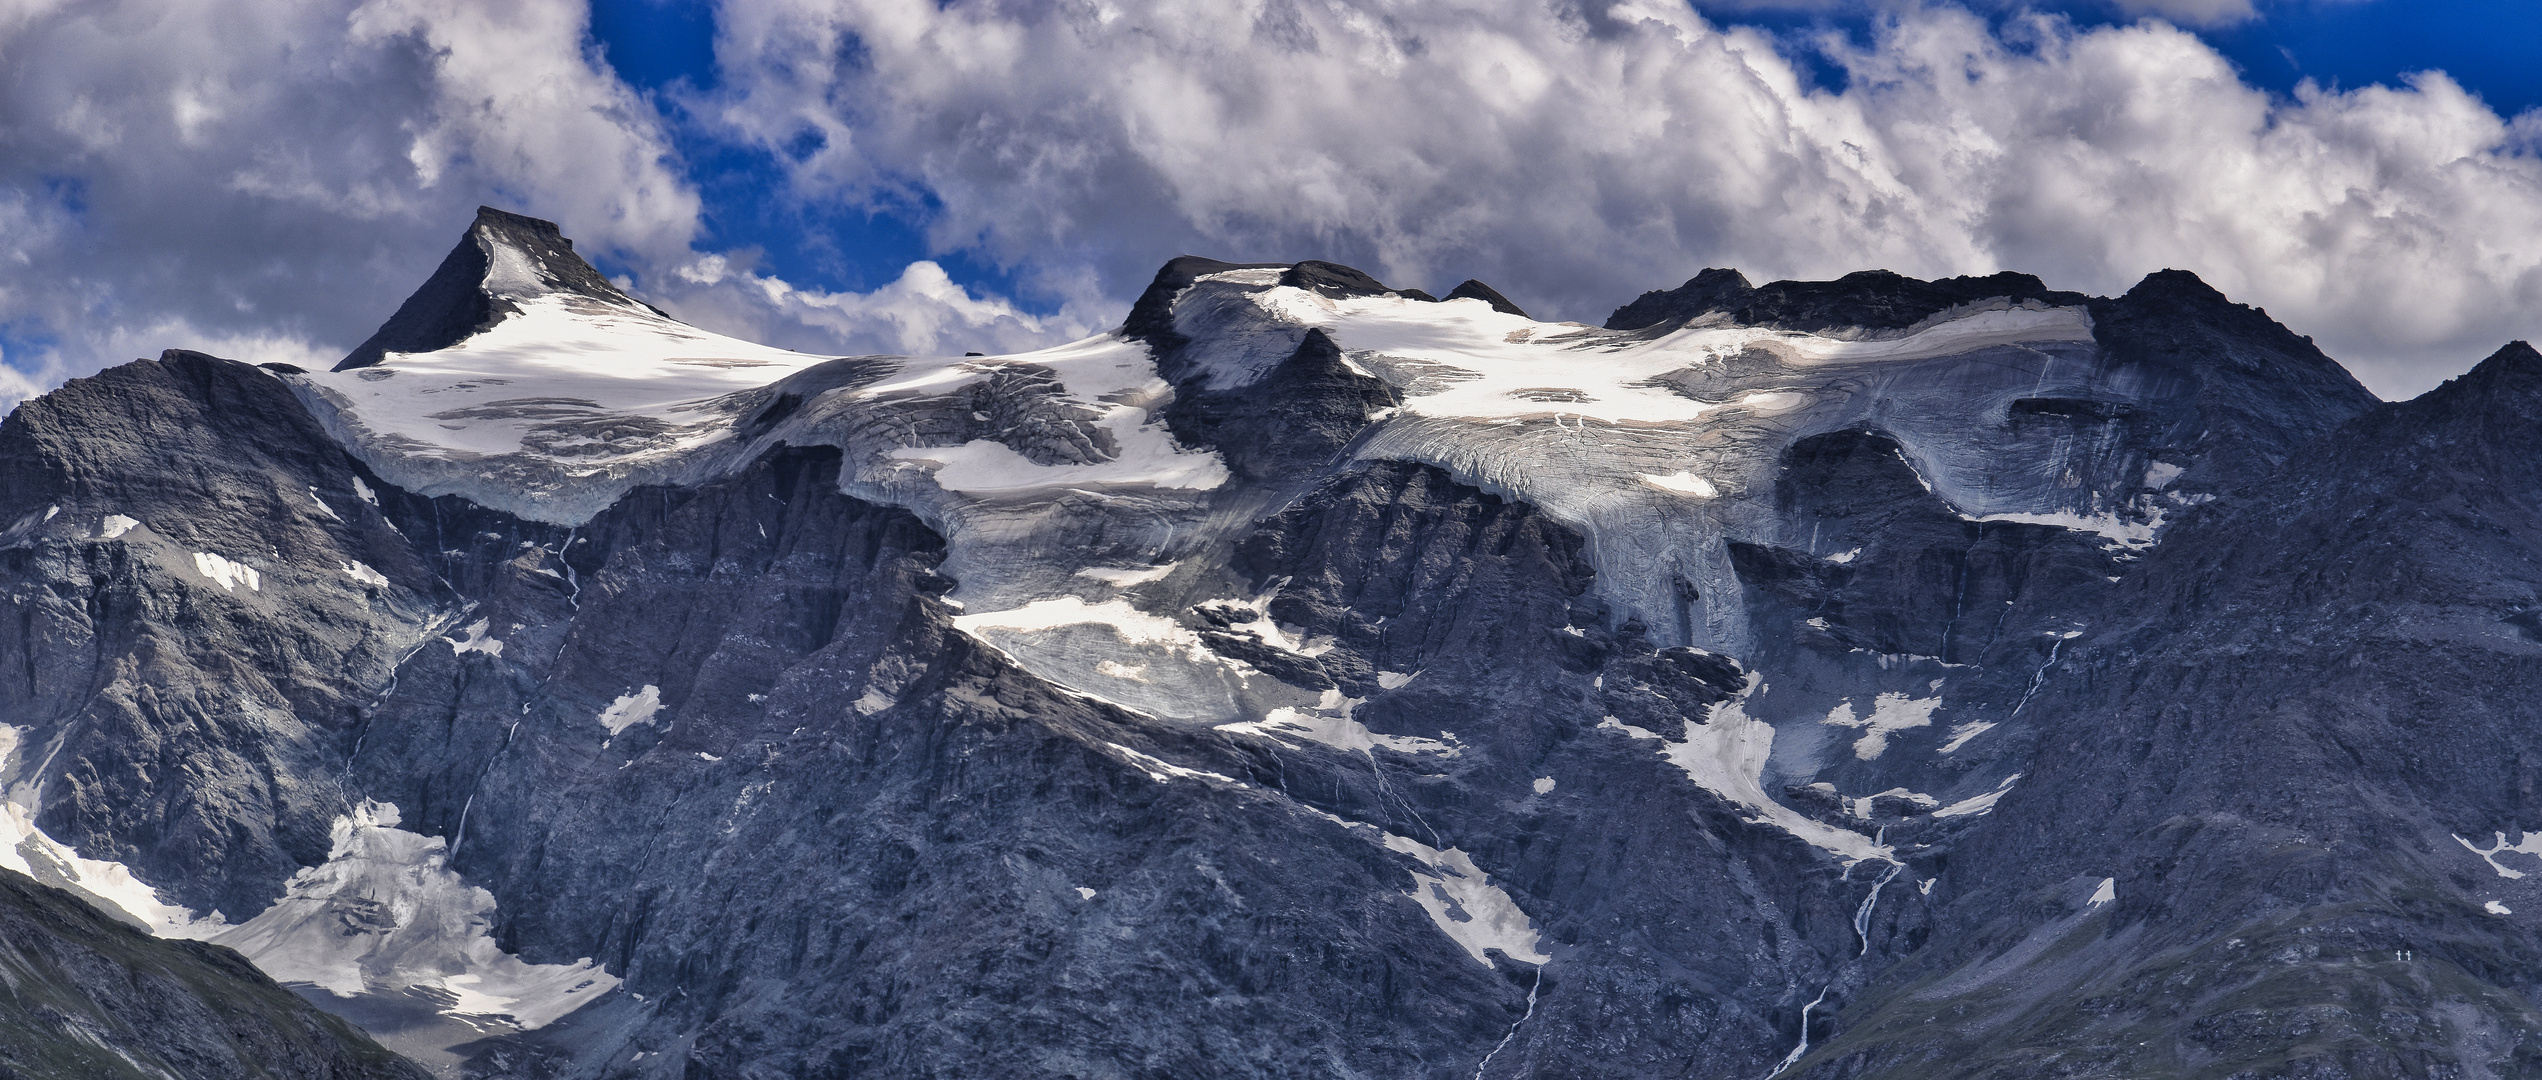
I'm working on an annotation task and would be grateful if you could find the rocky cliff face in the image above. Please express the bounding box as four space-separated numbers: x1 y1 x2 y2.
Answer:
1794 342 2542 1079
8 206 2534 1079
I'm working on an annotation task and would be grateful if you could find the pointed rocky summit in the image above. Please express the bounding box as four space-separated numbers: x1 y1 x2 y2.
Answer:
334 206 659 371
1444 278 1528 318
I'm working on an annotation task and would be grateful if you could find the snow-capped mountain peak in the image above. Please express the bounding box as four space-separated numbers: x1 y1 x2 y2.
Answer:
13 206 2535 1080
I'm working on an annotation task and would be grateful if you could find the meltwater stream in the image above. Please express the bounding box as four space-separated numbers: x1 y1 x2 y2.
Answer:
1472 965 1545 1079
2005 636 2069 722
1764 860 1908 1078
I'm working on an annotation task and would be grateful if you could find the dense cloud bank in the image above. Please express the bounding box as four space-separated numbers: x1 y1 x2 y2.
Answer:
3 0 2538 403
0 0 1072 398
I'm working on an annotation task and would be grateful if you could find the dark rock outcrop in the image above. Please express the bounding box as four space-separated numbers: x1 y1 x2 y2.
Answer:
1607 267 2090 336
1605 266 1753 330
1280 259 1397 300
1444 279 1527 317
1161 327 1400 482
2084 268 2383 488
1120 255 1289 352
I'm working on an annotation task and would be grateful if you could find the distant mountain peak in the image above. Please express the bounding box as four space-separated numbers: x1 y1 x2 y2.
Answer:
2409 339 2542 416
334 205 659 371
1608 267 2086 335
1604 267 1753 331
2465 338 2542 391
1444 279 1528 318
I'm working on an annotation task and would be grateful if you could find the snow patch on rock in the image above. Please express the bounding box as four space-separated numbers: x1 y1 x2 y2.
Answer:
1075 563 1178 587
1939 720 1997 754
1971 507 2161 547
1821 692 1942 760
1934 774 2023 819
1641 471 1717 497
445 618 503 657
954 597 1210 658
2455 831 2542 879
1388 837 1548 969
192 551 261 591
1311 808 1547 970
1841 787 1940 819
1604 676 1891 867
1218 691 1460 758
598 685 664 736
201 800 616 1030
1104 743 1241 785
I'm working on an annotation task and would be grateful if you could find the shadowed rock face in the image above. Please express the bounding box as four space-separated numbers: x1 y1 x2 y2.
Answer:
15 209 2535 1079
1605 266 1755 331
1795 341 2542 1079
1605 267 2091 336
0 350 450 916
1445 279 1528 318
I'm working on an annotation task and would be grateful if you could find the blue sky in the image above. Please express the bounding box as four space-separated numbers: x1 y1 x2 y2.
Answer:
586 0 1026 300
582 0 2542 325
1 0 2538 403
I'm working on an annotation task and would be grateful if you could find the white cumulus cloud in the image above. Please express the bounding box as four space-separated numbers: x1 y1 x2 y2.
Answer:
2110 0 2257 27
0 0 695 399
4 0 2539 404
0 0 1082 407
702 0 2542 397
646 255 1105 357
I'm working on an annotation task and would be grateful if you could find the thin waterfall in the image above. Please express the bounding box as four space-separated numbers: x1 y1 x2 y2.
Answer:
1854 862 1905 957
348 609 468 774
1472 964 1545 1079
558 527 582 609
1765 985 1833 1080
446 718 520 864
1366 748 1443 849
1764 859 1908 1079
2006 637 2068 721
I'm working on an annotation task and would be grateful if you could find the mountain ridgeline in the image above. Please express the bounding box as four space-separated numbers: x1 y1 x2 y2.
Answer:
0 206 2536 1079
